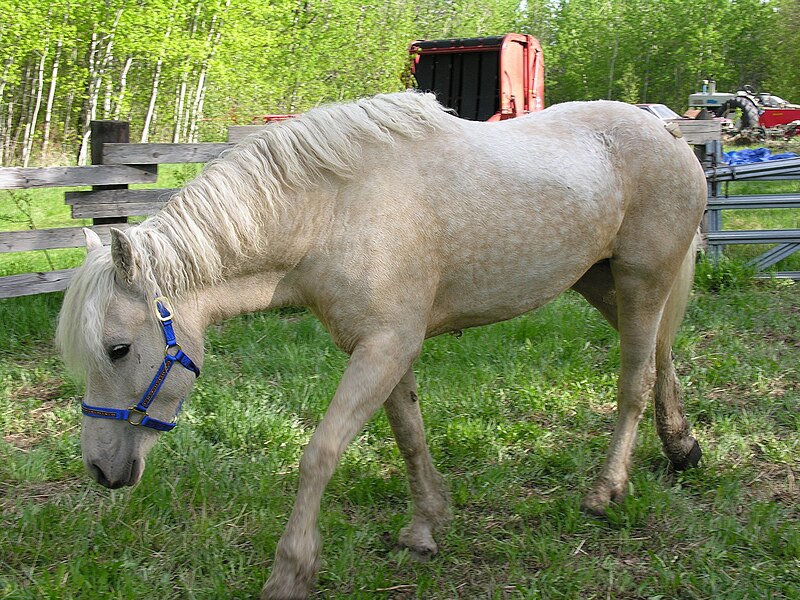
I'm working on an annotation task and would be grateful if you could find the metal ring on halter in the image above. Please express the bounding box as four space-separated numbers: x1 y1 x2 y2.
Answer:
165 344 182 357
127 407 147 426
81 295 200 433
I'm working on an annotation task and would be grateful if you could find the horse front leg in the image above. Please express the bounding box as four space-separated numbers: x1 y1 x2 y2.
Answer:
261 331 421 600
384 367 450 558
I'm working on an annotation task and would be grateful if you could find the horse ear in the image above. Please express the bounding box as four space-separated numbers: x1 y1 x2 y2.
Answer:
110 228 137 285
83 228 103 253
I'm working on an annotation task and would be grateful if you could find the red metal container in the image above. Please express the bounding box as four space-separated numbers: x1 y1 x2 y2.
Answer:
409 34 545 121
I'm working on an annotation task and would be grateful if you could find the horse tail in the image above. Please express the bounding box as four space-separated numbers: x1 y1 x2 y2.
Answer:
654 231 701 469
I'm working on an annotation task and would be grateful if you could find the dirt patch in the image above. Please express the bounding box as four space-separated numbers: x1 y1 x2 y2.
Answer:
743 462 800 508
0 478 85 516
2 432 40 450
9 378 64 403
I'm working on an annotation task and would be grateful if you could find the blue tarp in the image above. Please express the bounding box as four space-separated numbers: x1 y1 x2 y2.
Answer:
723 148 798 165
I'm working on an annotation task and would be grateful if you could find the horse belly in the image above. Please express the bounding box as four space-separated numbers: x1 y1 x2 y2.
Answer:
427 188 621 336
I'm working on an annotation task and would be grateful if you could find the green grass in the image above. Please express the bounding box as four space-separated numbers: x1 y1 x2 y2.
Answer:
1 274 797 599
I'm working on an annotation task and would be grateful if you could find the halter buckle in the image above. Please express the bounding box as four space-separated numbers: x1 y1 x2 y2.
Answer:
127 407 147 426
153 296 174 322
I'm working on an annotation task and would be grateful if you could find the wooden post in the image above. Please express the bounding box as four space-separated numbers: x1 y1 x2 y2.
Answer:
90 120 130 225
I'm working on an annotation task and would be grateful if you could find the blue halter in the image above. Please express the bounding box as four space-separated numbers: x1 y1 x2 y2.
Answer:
81 298 200 432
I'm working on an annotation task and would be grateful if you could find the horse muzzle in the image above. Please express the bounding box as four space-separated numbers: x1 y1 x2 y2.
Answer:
86 456 145 489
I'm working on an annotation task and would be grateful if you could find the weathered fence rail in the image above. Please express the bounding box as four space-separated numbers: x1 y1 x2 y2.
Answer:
0 165 157 189
0 121 245 297
1 119 799 298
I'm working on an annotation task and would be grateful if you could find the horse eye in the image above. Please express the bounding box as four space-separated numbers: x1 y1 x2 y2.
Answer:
109 344 130 361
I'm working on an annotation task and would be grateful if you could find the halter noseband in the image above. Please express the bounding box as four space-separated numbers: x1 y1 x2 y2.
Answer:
81 297 200 432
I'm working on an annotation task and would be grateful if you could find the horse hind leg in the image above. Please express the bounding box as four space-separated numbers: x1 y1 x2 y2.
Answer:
575 258 701 471
576 248 701 516
384 367 450 558
579 262 663 515
654 246 702 471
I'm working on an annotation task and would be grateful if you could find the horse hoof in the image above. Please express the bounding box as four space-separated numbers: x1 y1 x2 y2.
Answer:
580 494 610 517
260 570 313 600
581 478 627 517
397 525 438 561
581 489 615 517
670 438 702 471
260 582 309 600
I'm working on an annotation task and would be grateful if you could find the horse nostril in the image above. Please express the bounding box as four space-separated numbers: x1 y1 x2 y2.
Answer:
88 461 111 487
88 462 127 489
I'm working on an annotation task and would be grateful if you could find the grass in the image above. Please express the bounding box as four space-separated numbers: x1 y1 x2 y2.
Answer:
0 271 798 599
0 165 798 599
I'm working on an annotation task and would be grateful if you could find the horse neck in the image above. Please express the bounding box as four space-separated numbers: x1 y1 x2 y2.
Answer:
160 180 334 325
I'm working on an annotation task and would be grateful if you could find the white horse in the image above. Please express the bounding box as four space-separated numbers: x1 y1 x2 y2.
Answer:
57 91 707 599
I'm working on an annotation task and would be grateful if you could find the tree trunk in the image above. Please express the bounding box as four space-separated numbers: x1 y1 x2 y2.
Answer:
62 92 75 154
188 68 207 143
188 0 230 142
11 61 34 163
0 55 14 164
174 0 201 143
112 56 133 120
22 48 48 167
2 101 12 165
173 75 188 143
99 7 123 120
103 74 113 118
41 34 64 160
76 31 100 165
141 58 163 143
76 8 122 164
142 0 178 143
61 46 77 154
0 55 14 120
607 33 619 99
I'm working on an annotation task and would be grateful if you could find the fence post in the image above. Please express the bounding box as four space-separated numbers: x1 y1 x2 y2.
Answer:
706 138 723 261
90 120 130 226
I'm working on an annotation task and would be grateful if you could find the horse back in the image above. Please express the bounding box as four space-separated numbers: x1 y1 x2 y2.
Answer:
300 101 705 342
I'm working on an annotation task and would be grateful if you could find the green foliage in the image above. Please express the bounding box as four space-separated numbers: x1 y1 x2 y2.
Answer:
529 0 782 108
2 0 799 165
694 254 758 292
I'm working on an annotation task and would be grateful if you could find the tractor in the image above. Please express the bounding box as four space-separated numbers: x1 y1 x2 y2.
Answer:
689 79 800 139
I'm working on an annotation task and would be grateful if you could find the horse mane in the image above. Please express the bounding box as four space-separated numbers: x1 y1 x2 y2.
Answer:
57 91 454 377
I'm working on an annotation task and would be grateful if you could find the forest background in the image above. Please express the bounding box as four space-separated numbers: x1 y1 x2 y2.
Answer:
1 0 799 167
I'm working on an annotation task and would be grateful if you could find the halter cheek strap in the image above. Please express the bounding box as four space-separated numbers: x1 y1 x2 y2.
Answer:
81 298 200 432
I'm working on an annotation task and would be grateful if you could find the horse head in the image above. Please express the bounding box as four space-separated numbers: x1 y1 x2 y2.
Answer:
57 228 204 489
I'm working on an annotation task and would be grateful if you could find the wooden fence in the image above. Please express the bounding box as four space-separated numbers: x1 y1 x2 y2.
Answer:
1 118 798 298
0 120 249 298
